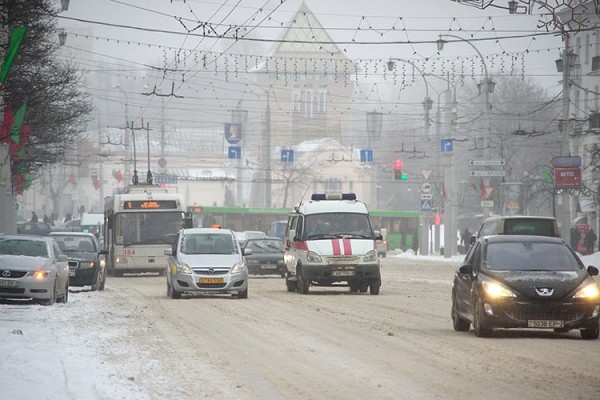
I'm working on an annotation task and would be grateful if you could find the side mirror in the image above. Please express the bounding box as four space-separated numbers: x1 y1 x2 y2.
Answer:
57 254 68 262
458 264 472 275
164 248 173 256
587 266 599 276
243 248 253 256
288 229 296 242
99 249 108 255
469 235 476 245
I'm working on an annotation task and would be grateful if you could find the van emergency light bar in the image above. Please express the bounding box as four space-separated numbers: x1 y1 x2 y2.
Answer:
310 193 357 201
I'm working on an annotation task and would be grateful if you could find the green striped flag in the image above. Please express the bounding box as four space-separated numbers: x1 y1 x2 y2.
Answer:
10 100 26 144
0 27 28 84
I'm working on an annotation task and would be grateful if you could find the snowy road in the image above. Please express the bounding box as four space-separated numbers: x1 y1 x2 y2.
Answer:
3 256 600 399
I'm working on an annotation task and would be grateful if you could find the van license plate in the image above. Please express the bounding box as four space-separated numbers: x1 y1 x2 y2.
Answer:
332 270 354 276
527 320 564 328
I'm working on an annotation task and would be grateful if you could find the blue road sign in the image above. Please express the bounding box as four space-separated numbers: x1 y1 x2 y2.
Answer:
440 139 453 153
224 123 242 144
360 149 373 163
420 198 433 211
281 149 294 163
228 146 241 159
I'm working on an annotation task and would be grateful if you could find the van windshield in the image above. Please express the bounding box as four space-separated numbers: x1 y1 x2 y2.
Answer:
305 213 373 239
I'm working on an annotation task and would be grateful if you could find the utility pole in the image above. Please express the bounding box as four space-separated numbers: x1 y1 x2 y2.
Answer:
559 35 575 239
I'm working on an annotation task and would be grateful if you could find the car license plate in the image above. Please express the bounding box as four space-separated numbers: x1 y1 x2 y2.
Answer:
527 320 564 328
70 271 76 277
199 277 224 284
332 270 354 277
260 264 276 269
0 279 18 288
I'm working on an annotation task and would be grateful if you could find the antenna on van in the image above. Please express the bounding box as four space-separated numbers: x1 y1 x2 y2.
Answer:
299 176 318 206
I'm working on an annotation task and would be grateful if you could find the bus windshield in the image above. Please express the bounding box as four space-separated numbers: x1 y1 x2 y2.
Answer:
114 211 185 245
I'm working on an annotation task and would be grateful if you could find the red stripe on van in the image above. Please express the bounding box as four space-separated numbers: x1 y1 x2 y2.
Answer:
294 241 309 251
343 239 352 255
331 239 341 255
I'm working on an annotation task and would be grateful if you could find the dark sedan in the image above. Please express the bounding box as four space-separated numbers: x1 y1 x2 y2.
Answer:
242 237 285 277
49 232 107 291
451 235 600 339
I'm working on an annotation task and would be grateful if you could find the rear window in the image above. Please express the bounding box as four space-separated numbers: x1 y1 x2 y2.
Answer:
503 219 556 236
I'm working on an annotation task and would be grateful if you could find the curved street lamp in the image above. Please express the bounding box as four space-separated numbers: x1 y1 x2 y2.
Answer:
386 58 433 137
437 34 495 218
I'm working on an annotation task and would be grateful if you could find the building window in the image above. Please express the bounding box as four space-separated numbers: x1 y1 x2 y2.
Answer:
592 56 600 72
323 178 342 195
318 88 327 113
305 91 313 118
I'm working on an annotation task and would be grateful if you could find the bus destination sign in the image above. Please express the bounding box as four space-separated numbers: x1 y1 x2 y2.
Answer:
124 200 178 210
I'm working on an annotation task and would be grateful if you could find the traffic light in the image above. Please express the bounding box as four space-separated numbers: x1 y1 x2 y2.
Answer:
393 160 407 181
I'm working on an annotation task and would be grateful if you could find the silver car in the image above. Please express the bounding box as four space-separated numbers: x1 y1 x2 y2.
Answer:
0 234 70 305
165 228 250 299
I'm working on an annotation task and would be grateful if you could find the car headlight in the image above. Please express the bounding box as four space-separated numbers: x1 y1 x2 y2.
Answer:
573 283 600 299
307 251 322 263
482 281 516 298
79 261 95 269
27 270 52 280
177 263 192 274
363 250 377 262
230 261 246 274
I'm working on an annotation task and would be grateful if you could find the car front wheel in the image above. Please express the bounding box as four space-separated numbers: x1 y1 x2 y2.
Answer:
167 279 181 299
473 299 492 337
297 267 309 294
369 278 381 295
451 293 470 332
580 326 599 340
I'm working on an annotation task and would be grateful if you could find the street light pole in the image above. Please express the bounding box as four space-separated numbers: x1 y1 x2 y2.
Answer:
437 35 495 220
113 84 130 186
387 59 433 137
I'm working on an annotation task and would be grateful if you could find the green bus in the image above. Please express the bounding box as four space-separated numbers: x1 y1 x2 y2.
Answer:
189 205 420 252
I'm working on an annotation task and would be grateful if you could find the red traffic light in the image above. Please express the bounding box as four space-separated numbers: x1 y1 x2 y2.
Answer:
393 160 403 170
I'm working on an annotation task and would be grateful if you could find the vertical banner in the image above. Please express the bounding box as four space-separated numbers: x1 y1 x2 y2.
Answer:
501 182 523 216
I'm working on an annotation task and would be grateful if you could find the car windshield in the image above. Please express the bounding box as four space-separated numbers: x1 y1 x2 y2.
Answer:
246 239 283 253
305 213 372 239
485 241 581 271
52 236 96 253
0 238 49 258
182 234 236 255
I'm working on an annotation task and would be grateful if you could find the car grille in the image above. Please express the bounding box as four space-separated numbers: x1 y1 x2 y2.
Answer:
193 269 229 276
0 269 27 278
197 283 227 289
0 288 25 294
503 302 588 323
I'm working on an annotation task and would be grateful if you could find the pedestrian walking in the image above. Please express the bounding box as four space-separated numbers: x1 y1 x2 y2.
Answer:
570 227 580 250
461 227 472 254
30 211 38 222
585 228 597 255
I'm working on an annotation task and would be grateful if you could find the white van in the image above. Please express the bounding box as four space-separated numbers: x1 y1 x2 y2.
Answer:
284 193 385 295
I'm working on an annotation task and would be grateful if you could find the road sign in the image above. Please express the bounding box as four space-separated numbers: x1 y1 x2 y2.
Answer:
552 156 581 167
228 146 241 159
360 149 373 163
554 167 581 188
421 183 432 193
440 139 453 153
469 159 505 166
154 174 178 185
281 149 294 163
420 198 433 211
480 200 494 208
421 169 432 181
224 123 242 144
469 170 506 177
421 194 433 200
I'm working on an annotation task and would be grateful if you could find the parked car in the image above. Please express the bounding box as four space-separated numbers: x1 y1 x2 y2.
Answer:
451 235 600 339
164 227 251 299
234 230 266 246
243 237 285 277
49 232 107 291
16 221 53 236
472 215 560 244
52 218 82 233
0 234 70 305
